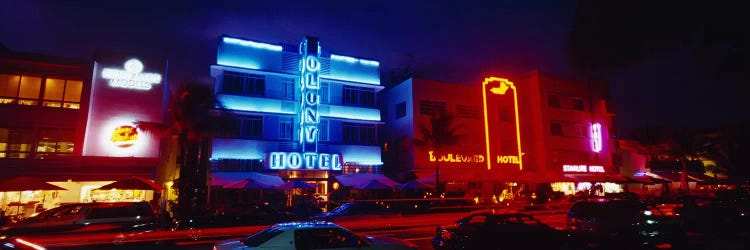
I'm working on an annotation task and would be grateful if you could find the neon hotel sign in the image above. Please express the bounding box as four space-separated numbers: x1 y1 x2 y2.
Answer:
101 59 162 90
563 164 605 173
268 37 342 171
429 151 485 163
427 151 520 165
482 77 523 170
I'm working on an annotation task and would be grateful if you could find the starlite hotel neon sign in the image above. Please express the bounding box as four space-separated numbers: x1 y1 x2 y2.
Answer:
268 37 342 170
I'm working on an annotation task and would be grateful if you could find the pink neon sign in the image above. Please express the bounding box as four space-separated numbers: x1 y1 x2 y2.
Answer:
591 123 602 153
563 164 605 173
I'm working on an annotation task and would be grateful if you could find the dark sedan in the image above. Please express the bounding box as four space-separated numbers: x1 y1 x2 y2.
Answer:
433 210 570 250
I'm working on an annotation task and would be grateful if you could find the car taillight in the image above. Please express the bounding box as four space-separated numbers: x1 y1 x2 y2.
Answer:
567 217 578 230
14 238 46 250
436 226 451 239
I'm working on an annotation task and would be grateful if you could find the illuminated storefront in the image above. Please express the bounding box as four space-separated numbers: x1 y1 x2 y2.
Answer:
1 49 168 217
209 36 383 202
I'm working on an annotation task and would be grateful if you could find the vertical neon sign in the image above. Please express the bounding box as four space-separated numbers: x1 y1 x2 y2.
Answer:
482 77 523 170
299 37 321 153
264 37 342 171
590 122 602 153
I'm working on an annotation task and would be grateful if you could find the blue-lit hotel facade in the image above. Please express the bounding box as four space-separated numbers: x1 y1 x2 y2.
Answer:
209 36 383 196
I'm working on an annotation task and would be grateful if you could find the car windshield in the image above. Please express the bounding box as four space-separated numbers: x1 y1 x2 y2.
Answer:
330 203 353 214
243 227 284 247
18 204 88 224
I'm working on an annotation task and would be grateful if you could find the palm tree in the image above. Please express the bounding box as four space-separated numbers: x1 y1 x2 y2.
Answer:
415 111 462 195
693 127 742 183
137 81 224 224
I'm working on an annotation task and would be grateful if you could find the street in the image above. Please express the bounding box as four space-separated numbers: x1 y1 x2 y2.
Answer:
7 207 749 250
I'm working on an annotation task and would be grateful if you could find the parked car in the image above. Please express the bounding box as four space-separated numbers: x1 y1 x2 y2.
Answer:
566 198 686 249
0 201 156 237
432 210 570 250
213 221 418 250
676 190 750 236
309 201 400 222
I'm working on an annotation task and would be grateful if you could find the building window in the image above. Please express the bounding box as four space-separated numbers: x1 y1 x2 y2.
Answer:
572 98 585 111
318 119 329 142
419 100 446 115
1 74 82 109
281 78 295 100
319 82 329 104
550 122 562 136
548 94 560 108
395 102 406 119
35 129 74 158
279 117 293 140
18 76 41 106
43 78 82 109
0 128 34 159
225 115 263 139
456 104 481 119
221 71 265 96
343 123 376 145
0 74 21 104
343 86 375 107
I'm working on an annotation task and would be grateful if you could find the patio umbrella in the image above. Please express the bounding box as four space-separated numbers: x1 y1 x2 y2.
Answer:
335 173 399 188
0 176 67 192
396 180 434 190
96 176 163 191
225 176 283 202
225 179 278 189
356 179 394 190
416 173 436 185
277 179 316 190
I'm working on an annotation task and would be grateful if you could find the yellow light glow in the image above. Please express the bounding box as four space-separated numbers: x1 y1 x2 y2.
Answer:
482 77 523 170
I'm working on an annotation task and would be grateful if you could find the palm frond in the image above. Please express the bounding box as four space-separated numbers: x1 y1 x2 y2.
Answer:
416 111 463 150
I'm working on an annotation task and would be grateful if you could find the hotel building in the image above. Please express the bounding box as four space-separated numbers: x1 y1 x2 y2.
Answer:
517 70 617 195
380 70 617 200
208 36 384 197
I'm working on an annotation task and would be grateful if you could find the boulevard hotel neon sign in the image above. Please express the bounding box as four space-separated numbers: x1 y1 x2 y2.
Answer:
268 37 342 171
429 151 485 163
482 77 523 170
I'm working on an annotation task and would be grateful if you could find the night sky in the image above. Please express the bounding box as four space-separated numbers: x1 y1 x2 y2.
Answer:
1 0 746 137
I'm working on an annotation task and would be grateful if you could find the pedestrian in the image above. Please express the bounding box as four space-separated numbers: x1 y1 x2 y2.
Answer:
0 209 6 226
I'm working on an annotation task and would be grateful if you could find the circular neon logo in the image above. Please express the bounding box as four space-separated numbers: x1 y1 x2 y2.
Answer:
123 59 144 73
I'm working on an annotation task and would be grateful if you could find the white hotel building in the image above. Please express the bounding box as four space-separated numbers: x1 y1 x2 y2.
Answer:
209 36 384 196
